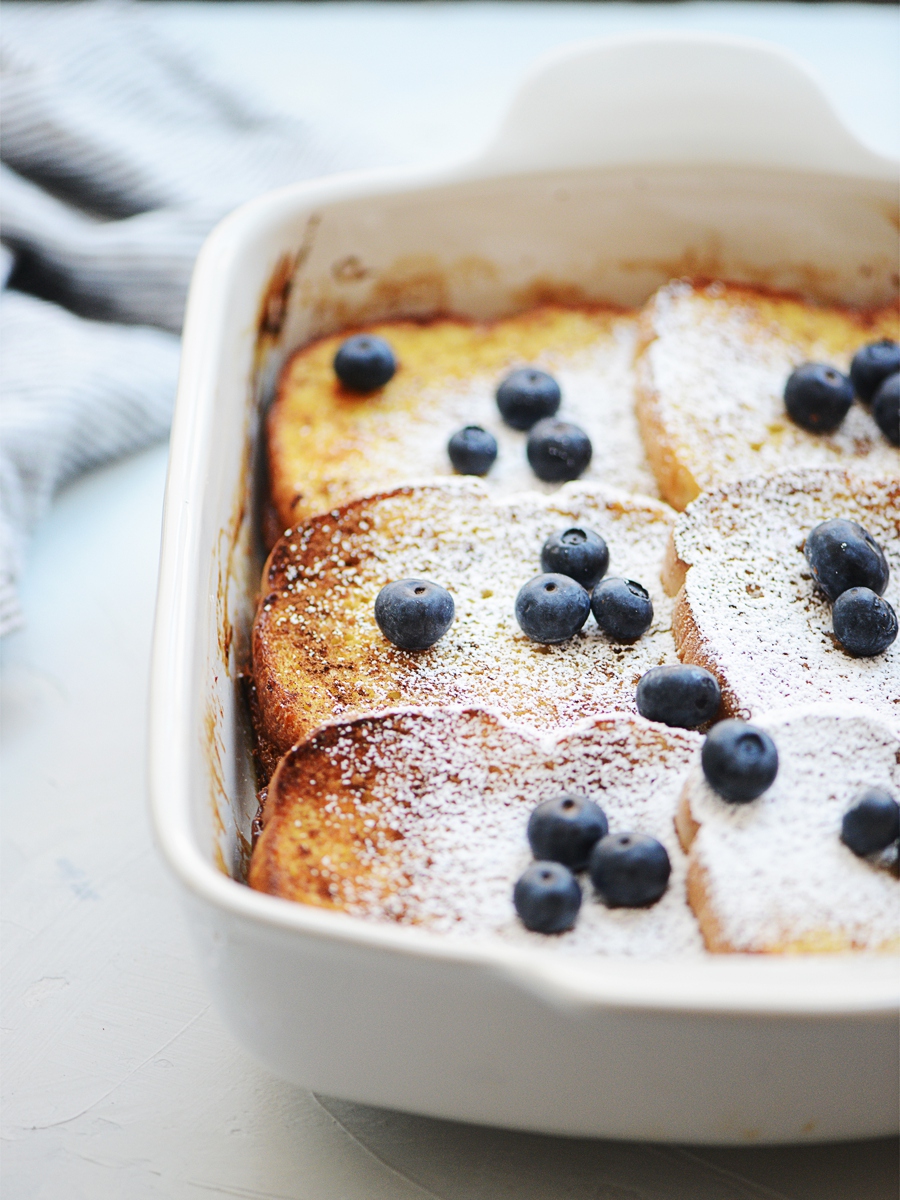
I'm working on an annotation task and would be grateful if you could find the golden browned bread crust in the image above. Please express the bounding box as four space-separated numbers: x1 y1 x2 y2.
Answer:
667 469 899 730
252 480 679 766
635 281 898 510
676 706 900 954
250 706 705 957
267 305 659 532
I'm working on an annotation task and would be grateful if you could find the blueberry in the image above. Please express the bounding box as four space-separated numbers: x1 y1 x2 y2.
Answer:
701 719 778 803
527 419 592 483
591 577 653 643
540 527 609 589
374 579 454 650
841 788 900 857
447 425 498 475
850 339 900 405
527 795 609 870
495 367 561 430
588 832 671 908
804 518 889 601
832 587 898 657
873 372 899 446
333 334 396 392
515 573 590 644
636 664 721 729
784 362 854 434
513 861 581 933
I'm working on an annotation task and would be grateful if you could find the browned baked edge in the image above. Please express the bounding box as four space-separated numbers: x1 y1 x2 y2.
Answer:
685 858 734 953
687 855 900 953
266 350 303 533
634 356 701 512
661 530 688 597
674 789 700 853
251 487 399 765
248 710 412 907
672 587 750 721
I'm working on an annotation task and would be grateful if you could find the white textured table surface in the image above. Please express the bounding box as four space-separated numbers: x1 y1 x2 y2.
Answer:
2 5 899 1197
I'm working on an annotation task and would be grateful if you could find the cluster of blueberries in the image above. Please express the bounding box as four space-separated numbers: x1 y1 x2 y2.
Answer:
804 518 896 658
332 333 593 485
515 717 900 936
516 527 651 644
449 366 592 484
513 797 670 933
784 337 899 446
514 717 778 934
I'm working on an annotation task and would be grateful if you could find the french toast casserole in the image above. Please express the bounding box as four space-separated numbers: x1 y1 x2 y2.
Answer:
247 282 899 956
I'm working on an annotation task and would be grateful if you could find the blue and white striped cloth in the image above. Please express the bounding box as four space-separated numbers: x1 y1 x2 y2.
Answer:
0 0 377 633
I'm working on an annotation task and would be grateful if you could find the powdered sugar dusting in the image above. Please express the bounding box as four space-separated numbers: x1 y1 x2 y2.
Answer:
273 311 660 526
268 709 704 957
674 470 900 730
400 320 659 499
258 480 680 748
637 281 898 491
683 705 900 951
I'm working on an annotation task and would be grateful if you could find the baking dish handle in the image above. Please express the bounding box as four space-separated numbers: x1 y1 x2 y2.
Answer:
475 34 896 181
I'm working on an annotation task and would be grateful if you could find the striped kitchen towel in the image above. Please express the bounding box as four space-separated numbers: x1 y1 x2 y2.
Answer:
0 0 380 633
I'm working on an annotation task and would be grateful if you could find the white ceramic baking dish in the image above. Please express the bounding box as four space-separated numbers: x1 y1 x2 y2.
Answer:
150 35 900 1144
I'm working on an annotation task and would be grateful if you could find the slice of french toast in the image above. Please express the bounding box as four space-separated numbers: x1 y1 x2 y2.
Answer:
635 281 898 510
676 705 899 953
252 480 678 766
249 707 704 956
267 305 658 534
664 469 899 731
